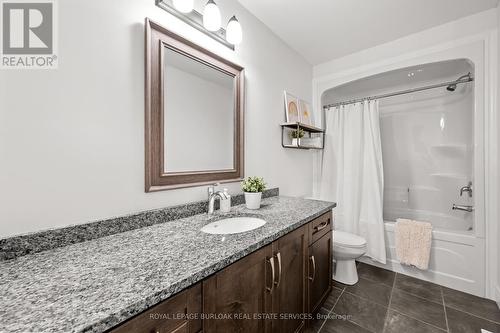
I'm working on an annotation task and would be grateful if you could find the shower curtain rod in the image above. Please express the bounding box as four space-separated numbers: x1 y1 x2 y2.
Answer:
323 75 474 110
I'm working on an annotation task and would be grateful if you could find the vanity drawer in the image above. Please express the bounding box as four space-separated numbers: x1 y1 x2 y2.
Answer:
309 211 332 245
108 283 202 333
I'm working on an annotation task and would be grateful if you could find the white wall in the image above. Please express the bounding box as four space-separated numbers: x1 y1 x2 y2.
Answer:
0 0 313 237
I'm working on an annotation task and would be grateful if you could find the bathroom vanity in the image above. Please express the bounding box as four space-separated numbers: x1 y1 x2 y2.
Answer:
0 195 335 333
109 210 332 333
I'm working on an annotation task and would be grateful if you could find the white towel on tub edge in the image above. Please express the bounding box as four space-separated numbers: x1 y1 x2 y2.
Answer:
395 218 432 270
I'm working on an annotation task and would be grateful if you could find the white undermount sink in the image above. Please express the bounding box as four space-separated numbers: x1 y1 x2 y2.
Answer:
201 217 266 235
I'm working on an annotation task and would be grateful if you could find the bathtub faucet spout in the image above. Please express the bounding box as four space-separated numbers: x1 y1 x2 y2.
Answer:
452 204 474 212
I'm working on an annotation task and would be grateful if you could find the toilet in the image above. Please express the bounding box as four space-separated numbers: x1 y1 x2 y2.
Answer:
333 230 367 285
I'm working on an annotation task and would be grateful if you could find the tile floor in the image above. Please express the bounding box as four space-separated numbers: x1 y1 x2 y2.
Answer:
310 262 500 333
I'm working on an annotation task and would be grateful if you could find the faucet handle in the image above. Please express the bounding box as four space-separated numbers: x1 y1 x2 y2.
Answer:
459 181 473 197
207 183 220 196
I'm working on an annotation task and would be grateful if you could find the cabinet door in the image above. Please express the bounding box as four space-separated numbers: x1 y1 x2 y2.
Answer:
108 283 202 333
308 232 333 314
273 225 307 333
203 243 274 333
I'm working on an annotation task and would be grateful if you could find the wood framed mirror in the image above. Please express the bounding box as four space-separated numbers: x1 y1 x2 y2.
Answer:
145 19 244 192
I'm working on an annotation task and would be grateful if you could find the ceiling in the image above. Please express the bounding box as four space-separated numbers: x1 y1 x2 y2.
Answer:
237 0 499 65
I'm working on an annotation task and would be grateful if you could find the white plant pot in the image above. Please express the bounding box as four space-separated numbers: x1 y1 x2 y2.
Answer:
244 192 262 210
291 138 299 146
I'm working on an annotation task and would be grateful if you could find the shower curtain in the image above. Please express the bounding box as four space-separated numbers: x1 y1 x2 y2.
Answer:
319 100 386 264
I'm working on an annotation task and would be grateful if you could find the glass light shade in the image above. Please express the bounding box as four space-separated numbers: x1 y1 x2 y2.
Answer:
172 0 194 13
203 0 221 31
226 16 242 45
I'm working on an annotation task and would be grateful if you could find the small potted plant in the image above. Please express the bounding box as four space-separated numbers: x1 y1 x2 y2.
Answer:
290 128 305 146
241 176 266 209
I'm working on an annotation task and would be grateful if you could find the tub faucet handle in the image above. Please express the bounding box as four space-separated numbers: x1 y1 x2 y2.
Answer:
459 181 472 198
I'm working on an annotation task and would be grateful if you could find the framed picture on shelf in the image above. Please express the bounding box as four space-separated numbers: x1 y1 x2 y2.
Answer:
299 99 313 126
284 91 300 123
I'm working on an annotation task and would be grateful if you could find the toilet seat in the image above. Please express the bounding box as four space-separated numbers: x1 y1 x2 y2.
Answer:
334 231 367 248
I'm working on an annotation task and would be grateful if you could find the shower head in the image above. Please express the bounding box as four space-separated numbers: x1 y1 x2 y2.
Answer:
446 72 472 92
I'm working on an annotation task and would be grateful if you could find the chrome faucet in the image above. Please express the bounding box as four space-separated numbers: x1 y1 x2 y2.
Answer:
460 181 473 197
207 184 229 214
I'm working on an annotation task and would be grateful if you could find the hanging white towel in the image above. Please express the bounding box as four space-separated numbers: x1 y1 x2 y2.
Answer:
395 218 432 270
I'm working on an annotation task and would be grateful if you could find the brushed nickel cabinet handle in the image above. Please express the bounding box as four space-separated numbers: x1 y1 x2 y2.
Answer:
267 256 275 293
314 219 329 233
274 252 282 288
308 255 316 282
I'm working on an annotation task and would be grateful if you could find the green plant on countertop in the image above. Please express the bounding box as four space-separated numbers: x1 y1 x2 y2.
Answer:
241 176 266 193
290 128 305 139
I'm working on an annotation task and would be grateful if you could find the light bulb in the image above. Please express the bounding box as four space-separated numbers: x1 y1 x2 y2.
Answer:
173 0 194 13
203 0 221 31
226 16 242 45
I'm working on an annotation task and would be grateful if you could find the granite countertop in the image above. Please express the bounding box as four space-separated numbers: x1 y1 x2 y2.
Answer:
0 196 335 333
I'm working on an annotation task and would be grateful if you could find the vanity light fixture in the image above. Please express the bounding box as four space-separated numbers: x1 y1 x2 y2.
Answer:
172 0 194 13
203 0 222 31
155 0 241 49
226 16 242 45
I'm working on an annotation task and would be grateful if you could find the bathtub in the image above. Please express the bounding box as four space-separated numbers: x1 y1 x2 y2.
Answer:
357 220 485 297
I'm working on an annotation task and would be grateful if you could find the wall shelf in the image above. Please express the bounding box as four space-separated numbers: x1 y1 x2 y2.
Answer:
280 122 325 133
280 122 325 150
282 144 323 150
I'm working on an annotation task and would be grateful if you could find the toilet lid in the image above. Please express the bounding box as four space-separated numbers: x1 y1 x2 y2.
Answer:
334 231 367 248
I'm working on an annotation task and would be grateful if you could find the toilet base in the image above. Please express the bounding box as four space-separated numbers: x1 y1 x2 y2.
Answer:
333 259 359 285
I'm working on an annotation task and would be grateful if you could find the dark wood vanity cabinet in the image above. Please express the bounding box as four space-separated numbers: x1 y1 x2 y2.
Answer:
203 212 332 333
272 226 308 333
203 226 308 333
307 232 333 314
309 211 332 245
307 212 333 315
203 243 274 333
109 283 202 333
110 211 332 333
